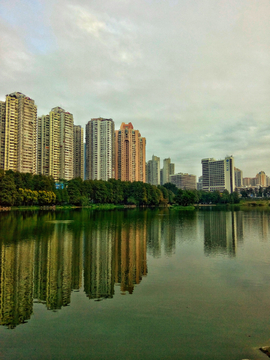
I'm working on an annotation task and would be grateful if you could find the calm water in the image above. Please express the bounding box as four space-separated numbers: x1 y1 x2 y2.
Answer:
0 208 270 360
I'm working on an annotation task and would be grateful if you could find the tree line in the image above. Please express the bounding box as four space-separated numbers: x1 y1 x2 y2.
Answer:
0 169 240 207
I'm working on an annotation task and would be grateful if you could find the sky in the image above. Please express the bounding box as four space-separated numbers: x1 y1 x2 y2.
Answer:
1 0 270 178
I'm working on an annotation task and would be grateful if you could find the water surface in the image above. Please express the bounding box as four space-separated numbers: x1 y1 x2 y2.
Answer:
0 208 270 360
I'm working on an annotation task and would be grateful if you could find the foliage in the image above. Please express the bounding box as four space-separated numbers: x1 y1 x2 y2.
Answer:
0 170 242 207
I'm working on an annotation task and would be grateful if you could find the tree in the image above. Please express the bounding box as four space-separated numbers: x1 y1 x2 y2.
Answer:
175 189 195 206
0 175 18 206
163 182 178 195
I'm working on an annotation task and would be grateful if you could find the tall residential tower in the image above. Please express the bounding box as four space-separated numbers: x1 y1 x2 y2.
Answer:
37 107 74 180
115 122 146 182
147 155 160 185
0 92 37 173
85 118 115 181
73 125 84 179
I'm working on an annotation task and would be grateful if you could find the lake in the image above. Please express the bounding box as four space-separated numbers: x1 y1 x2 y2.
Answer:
0 208 270 360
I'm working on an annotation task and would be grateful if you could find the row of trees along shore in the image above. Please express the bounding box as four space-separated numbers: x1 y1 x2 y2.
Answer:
0 169 242 207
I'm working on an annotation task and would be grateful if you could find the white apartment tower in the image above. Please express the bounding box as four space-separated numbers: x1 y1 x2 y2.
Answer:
201 156 235 193
73 125 84 179
147 155 160 185
0 92 37 173
85 118 115 181
37 107 74 180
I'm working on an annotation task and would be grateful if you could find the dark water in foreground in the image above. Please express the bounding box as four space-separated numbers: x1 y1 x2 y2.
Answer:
0 208 270 360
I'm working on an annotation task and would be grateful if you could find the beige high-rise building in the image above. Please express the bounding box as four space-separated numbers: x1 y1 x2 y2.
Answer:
85 118 115 181
256 171 266 187
0 92 37 173
115 122 146 182
0 101 5 170
37 107 73 180
73 125 84 179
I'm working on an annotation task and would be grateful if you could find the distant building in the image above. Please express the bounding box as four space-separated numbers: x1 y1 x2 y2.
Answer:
85 118 115 181
73 125 84 179
0 92 37 173
197 176 203 190
37 107 74 180
256 171 266 187
162 158 175 185
169 173 197 190
201 156 235 193
160 169 163 185
243 177 257 186
147 155 160 185
234 167 243 187
115 122 146 182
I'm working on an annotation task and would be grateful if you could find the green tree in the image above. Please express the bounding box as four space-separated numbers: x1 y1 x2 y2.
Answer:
163 182 178 195
0 175 18 206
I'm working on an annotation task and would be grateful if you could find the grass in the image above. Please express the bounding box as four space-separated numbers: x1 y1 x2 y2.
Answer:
239 199 270 207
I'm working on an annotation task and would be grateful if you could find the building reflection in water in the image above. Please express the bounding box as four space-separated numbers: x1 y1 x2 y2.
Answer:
0 210 150 328
204 211 244 257
0 209 252 329
84 211 147 298
147 210 176 258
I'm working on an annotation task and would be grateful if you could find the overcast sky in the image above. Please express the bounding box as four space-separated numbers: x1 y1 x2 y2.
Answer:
1 0 270 177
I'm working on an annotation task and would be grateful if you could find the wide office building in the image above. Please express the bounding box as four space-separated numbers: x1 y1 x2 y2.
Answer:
85 118 115 181
0 92 37 173
201 156 235 193
37 107 74 180
115 122 146 182
170 173 196 190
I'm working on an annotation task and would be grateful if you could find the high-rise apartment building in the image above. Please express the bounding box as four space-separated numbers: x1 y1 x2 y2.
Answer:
147 155 160 185
201 156 235 193
73 125 84 179
256 171 266 187
234 167 243 187
169 173 196 190
115 122 146 182
85 118 115 181
0 101 5 170
161 158 175 185
37 107 74 180
197 176 203 190
0 92 37 173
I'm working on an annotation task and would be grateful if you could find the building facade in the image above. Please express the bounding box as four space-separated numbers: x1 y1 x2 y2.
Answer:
37 107 74 180
256 171 266 187
201 156 235 193
115 122 146 182
169 173 197 190
161 158 174 185
0 92 37 173
147 155 160 185
73 125 84 179
234 167 243 188
85 118 115 181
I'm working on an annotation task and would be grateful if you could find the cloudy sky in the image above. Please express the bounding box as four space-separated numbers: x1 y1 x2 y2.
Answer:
1 0 270 177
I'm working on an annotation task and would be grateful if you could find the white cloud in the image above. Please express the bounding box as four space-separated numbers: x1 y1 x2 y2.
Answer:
0 0 270 177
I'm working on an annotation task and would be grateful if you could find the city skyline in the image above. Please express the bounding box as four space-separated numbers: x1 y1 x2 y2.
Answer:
1 0 269 178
